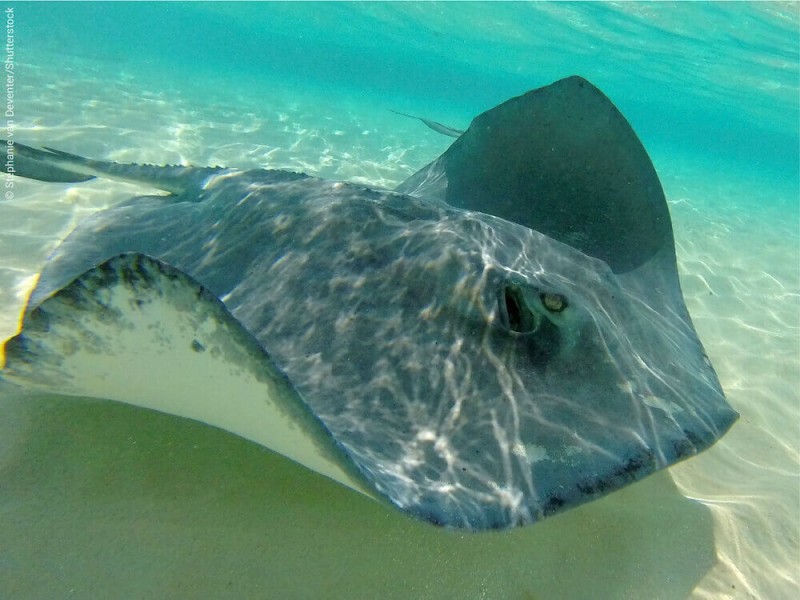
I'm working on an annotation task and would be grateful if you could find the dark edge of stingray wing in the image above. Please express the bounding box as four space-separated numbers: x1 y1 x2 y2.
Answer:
396 75 673 275
1 253 379 503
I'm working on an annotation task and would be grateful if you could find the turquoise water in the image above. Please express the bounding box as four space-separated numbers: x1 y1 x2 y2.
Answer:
1 2 799 599
22 2 800 189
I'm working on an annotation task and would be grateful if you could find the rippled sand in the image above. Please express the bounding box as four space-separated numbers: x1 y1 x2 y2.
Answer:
0 59 797 599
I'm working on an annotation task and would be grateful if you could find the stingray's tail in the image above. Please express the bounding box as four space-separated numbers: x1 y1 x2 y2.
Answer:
2 140 98 184
1 140 227 195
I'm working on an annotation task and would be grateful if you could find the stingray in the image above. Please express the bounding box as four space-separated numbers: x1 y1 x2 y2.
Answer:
0 76 737 530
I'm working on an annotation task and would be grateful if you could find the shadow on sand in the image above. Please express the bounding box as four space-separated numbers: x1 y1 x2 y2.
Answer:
0 392 716 599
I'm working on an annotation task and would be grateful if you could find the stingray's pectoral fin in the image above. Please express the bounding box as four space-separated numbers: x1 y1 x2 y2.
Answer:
396 76 673 274
1 253 374 498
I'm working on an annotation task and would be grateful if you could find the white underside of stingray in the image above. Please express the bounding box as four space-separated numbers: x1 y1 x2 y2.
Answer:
4 256 373 497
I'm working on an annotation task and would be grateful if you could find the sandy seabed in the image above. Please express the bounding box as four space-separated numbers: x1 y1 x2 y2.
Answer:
0 59 797 599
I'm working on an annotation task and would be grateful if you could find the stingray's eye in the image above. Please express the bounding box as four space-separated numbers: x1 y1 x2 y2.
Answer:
541 292 568 313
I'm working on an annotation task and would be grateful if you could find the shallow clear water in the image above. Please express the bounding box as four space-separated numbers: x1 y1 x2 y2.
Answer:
0 2 798 599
